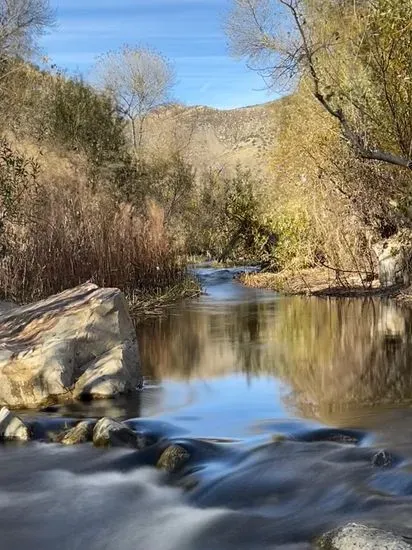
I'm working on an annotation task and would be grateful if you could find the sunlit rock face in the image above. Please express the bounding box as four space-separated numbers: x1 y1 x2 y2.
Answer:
373 232 412 288
316 523 411 549
0 407 30 440
93 417 142 448
0 283 141 408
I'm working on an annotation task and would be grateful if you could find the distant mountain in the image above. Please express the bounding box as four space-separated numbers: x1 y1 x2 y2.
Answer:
142 100 280 175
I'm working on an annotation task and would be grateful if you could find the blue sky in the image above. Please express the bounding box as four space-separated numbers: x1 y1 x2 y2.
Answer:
40 0 275 109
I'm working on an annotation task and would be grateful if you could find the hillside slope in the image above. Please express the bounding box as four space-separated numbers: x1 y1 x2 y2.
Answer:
143 100 280 175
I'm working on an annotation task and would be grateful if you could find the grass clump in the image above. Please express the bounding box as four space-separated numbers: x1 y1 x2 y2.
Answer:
128 278 201 318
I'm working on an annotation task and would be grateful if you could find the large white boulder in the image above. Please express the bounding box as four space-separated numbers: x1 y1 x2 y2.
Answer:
0 283 141 408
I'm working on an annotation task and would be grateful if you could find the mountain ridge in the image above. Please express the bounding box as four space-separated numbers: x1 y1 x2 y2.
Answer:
144 99 280 174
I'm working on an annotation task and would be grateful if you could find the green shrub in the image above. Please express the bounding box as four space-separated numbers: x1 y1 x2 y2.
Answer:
188 166 274 261
49 73 126 164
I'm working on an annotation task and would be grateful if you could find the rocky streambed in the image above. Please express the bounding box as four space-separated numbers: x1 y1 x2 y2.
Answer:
1 269 412 549
1 404 412 549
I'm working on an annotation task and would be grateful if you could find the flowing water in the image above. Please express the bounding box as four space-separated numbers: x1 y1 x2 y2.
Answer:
3 267 412 549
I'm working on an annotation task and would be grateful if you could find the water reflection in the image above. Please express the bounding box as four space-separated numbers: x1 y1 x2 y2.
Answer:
274 298 412 419
139 300 279 380
138 287 412 422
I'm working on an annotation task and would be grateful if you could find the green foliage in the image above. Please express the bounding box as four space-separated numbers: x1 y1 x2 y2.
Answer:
310 0 412 163
110 153 196 226
271 207 313 271
261 0 412 273
49 74 126 165
189 167 275 261
0 59 274 268
0 61 127 172
227 0 412 278
222 167 271 258
0 61 193 302
359 0 412 156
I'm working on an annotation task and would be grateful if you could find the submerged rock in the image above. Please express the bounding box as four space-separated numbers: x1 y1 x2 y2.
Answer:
93 417 141 448
297 428 363 445
61 421 95 445
157 445 190 473
0 283 141 408
0 407 30 441
372 449 395 468
271 434 288 443
317 523 411 549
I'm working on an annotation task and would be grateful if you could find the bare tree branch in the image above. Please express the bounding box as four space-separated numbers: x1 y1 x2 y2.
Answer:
228 0 412 170
0 0 54 58
93 45 175 159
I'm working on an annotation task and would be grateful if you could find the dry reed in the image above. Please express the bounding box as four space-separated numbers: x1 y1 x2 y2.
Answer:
0 175 189 304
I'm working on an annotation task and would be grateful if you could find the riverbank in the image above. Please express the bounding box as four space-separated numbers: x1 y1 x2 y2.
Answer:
0 275 202 322
239 267 410 300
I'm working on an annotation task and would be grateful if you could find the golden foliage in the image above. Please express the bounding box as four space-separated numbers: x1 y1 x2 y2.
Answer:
266 86 375 273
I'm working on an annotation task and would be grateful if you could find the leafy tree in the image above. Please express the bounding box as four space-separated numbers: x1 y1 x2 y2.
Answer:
188 167 274 261
49 73 126 165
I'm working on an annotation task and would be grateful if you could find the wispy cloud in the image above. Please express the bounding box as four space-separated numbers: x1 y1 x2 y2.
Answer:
41 0 275 108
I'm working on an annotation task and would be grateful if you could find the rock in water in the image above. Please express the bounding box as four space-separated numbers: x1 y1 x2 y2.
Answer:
372 449 395 468
61 421 95 445
0 407 30 441
93 417 141 448
0 283 141 408
373 232 412 288
317 523 411 549
157 445 190 473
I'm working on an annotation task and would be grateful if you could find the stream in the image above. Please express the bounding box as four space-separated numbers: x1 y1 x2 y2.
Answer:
3 267 412 549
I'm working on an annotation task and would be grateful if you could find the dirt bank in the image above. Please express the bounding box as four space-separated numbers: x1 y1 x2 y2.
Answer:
239 267 411 300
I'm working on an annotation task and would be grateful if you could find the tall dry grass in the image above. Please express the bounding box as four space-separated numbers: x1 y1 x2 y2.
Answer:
0 169 187 303
0 61 196 307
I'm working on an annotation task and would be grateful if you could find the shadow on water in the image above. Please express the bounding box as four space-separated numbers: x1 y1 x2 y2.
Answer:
5 267 412 549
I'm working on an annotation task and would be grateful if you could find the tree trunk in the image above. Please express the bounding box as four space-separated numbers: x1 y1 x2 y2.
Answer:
138 116 145 152
130 118 138 159
219 226 244 262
